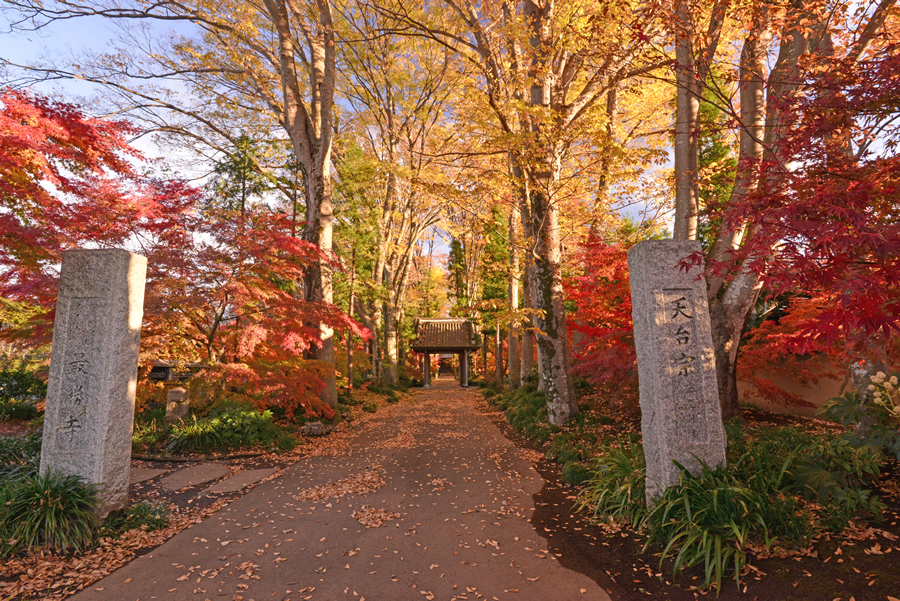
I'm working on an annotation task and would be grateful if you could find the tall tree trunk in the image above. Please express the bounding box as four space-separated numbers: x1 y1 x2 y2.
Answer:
706 0 828 419
702 4 772 418
383 296 399 385
266 0 337 407
672 0 727 241
522 0 578 424
521 319 534 383
347 252 356 398
495 323 503 384
508 208 521 388
382 227 418 385
481 333 488 380
672 0 700 241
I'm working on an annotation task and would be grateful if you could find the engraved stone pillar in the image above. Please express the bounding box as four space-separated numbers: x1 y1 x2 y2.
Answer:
423 352 431 388
627 240 726 503
40 249 147 518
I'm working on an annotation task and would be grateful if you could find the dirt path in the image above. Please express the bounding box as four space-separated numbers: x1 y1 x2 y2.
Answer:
71 379 612 601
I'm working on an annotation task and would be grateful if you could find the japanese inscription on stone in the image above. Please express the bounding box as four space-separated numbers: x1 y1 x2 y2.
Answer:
52 299 103 449
628 240 727 503
40 249 147 518
652 288 711 444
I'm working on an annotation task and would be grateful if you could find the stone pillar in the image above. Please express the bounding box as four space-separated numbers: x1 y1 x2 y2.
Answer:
628 240 726 503
423 352 431 387
40 249 147 518
460 351 469 387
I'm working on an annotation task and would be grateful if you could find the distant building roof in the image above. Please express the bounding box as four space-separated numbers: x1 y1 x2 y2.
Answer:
410 318 480 351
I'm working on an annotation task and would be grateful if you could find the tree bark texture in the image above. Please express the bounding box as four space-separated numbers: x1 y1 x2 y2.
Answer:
265 0 338 407
508 208 521 388
521 270 535 384
495 323 504 383
705 0 837 419
672 0 700 241
521 0 578 425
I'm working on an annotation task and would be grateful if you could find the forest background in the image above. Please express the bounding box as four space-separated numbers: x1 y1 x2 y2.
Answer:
0 0 898 426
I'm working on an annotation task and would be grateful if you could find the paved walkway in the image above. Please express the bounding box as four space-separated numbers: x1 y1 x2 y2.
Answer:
73 379 611 601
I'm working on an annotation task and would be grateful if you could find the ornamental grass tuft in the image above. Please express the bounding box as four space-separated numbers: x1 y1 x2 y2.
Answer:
0 470 98 556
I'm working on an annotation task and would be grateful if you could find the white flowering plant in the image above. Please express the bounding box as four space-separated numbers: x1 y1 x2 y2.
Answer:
819 370 900 459
868 371 900 417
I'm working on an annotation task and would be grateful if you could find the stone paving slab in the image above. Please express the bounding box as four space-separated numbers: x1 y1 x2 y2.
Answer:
130 467 169 485
205 468 278 494
160 463 230 491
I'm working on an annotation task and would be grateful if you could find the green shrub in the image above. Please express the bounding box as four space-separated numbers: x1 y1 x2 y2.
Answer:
819 373 900 459
362 402 377 413
0 399 40 422
101 502 169 537
561 462 591 486
386 392 400 404
573 375 594 395
275 431 299 451
367 382 407 396
546 433 589 463
339 394 363 407
0 432 42 480
792 437 885 530
0 470 97 556
505 389 556 442
0 431 41 466
132 414 173 455
166 408 282 454
0 368 47 404
485 385 557 442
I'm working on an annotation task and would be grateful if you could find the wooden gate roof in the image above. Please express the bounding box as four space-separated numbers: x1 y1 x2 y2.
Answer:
410 318 480 351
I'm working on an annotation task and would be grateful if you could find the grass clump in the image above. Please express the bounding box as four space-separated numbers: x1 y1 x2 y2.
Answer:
576 422 886 593
362 401 378 413
101 502 170 538
576 437 647 526
338 393 363 407
0 470 98 557
132 406 172 455
546 432 594 463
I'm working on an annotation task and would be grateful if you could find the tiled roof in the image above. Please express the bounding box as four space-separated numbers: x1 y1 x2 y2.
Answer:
410 319 479 350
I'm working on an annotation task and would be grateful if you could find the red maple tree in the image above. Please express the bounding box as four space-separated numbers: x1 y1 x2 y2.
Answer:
565 238 637 395
708 47 900 367
0 88 366 418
